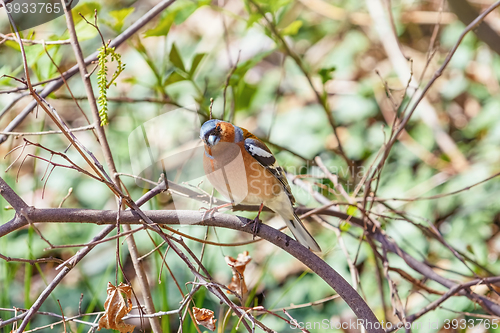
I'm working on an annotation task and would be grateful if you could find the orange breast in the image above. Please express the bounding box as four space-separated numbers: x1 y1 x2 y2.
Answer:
203 142 283 205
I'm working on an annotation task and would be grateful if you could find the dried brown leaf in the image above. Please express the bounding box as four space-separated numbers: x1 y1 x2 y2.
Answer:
97 282 135 333
193 307 217 331
225 251 252 296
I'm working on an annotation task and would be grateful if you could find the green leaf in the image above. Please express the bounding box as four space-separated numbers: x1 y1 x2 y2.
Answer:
143 1 208 37
253 0 292 14
235 83 257 111
270 0 293 12
233 49 275 79
339 222 351 232
122 77 137 84
163 71 186 86
318 66 336 84
173 2 198 25
4 40 20 51
346 205 357 216
73 2 101 23
0 66 14 86
189 53 206 77
281 20 302 36
108 7 135 32
246 13 261 28
169 43 185 72
144 14 174 37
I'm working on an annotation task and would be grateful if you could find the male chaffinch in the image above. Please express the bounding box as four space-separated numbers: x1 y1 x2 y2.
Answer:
200 119 321 252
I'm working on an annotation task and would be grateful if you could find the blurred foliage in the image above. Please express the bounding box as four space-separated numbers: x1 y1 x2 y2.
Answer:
1 0 500 332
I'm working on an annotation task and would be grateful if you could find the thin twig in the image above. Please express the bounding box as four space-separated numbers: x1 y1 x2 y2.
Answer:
0 33 71 45
0 125 95 136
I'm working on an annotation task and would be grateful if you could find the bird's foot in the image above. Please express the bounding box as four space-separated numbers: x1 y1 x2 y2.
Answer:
242 216 262 239
200 202 233 220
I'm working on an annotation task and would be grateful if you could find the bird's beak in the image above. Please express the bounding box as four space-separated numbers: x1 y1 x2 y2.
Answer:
207 134 218 146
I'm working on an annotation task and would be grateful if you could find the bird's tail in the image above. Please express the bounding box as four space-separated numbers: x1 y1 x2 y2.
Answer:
284 212 321 252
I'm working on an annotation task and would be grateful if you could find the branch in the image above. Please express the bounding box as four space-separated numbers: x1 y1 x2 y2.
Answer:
0 33 71 45
0 177 28 211
448 0 500 56
386 276 500 332
247 0 354 172
366 0 469 172
289 176 500 319
61 4 163 330
2 206 384 333
4 179 499 328
379 0 500 169
0 180 169 331
0 124 95 136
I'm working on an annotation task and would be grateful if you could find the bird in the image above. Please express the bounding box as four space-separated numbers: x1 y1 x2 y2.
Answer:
200 119 321 252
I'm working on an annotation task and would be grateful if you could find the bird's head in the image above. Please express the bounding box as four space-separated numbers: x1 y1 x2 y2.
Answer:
200 119 242 147
200 119 222 147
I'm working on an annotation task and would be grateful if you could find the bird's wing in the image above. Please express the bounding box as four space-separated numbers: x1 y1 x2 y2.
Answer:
243 137 295 204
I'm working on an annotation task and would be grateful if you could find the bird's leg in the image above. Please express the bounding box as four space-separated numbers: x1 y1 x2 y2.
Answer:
200 202 233 220
242 203 264 239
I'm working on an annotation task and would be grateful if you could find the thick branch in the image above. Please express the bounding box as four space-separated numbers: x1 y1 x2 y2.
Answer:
3 207 384 333
0 177 28 210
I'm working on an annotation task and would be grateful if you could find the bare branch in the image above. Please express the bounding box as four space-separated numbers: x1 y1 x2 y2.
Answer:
0 33 71 45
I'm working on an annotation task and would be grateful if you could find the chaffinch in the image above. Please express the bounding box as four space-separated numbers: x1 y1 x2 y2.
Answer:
200 119 321 252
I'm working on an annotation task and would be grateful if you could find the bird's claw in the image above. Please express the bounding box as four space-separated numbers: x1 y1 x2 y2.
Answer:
200 206 219 220
242 216 261 239
200 202 233 220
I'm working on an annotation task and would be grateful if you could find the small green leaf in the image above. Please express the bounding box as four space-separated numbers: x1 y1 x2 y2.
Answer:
246 13 261 28
109 7 135 32
0 66 14 85
163 71 186 86
4 40 20 51
318 66 336 84
144 14 173 37
235 83 257 111
173 2 198 25
134 38 147 55
339 222 351 232
72 2 101 23
169 43 185 72
189 53 206 77
346 205 357 216
281 20 302 36
122 77 137 84
233 49 275 78
269 0 293 12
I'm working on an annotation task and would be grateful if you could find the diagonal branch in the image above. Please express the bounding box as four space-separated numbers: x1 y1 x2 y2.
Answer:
289 176 500 319
60 2 166 331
